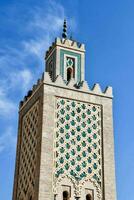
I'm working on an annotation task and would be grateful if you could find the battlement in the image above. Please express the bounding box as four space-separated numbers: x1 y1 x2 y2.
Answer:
43 72 113 98
45 37 85 59
19 73 44 109
19 72 113 110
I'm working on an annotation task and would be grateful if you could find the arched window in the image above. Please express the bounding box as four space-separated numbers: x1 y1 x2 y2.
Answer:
63 191 69 200
86 194 92 200
67 68 72 82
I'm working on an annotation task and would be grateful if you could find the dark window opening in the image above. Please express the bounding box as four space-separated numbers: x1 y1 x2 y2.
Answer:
63 191 69 200
67 68 72 82
73 66 75 78
86 194 92 200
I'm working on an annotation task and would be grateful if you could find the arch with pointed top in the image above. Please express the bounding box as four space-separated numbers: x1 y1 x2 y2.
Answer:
54 175 76 200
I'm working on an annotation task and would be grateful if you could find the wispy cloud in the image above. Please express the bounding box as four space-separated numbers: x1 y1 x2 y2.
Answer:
0 88 16 117
0 1 76 154
0 1 68 95
22 1 76 59
9 69 33 92
0 127 16 154
22 1 65 58
0 1 66 116
22 37 51 58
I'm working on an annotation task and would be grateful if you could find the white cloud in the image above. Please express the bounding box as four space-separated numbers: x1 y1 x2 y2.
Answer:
29 1 64 32
23 37 51 58
20 69 33 90
9 69 33 92
0 68 33 118
0 127 16 154
0 1 78 119
0 88 16 117
22 2 65 58
0 68 33 95
0 1 70 118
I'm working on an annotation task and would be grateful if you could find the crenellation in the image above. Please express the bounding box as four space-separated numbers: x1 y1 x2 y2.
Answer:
92 83 102 94
79 43 85 50
67 78 76 88
81 81 90 91
19 100 23 108
59 38 85 51
32 84 37 91
19 75 44 109
44 71 52 83
43 72 113 98
24 95 28 101
104 86 113 96
45 37 85 60
55 74 66 86
72 40 78 48
63 39 70 46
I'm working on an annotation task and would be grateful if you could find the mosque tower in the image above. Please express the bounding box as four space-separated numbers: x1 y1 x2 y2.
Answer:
12 20 116 200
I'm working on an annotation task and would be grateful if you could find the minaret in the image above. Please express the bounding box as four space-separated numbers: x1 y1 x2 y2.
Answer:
13 20 117 200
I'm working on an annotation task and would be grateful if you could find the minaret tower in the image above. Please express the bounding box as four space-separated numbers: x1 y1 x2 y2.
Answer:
13 20 117 200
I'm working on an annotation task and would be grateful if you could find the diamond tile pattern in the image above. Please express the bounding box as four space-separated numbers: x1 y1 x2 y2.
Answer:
17 101 39 199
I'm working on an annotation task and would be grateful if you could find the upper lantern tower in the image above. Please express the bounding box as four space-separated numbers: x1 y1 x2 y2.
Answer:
45 20 85 84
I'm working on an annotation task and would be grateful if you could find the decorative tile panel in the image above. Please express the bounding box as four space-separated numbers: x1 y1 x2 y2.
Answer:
54 97 103 194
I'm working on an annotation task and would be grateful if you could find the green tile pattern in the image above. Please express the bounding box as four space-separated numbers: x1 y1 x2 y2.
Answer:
55 98 102 187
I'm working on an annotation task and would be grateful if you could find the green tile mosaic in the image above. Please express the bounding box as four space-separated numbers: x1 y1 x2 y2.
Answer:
55 97 102 186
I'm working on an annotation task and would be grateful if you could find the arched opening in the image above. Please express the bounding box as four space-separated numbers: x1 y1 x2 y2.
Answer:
86 194 92 200
67 68 72 82
63 191 69 200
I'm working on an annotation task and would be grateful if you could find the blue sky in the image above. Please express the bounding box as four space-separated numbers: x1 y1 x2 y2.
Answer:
0 0 134 199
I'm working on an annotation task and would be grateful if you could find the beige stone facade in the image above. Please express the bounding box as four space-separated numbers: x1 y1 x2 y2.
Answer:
13 37 116 200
